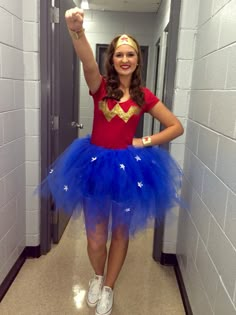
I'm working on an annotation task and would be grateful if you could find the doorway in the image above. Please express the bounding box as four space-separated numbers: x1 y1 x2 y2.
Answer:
40 0 182 257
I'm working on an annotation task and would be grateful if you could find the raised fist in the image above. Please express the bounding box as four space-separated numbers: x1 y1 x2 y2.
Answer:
65 7 84 32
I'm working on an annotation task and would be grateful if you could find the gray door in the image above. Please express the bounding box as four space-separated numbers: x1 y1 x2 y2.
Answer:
136 46 149 137
152 0 181 263
51 0 80 243
152 31 169 262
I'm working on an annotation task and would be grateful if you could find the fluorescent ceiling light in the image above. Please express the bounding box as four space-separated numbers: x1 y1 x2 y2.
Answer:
81 0 89 9
72 0 80 7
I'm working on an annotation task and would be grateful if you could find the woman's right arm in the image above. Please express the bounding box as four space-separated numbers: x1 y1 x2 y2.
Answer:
65 8 101 94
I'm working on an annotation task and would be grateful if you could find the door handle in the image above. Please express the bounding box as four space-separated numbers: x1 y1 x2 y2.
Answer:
71 121 83 129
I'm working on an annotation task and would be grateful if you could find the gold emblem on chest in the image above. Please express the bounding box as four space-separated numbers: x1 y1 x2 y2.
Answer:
99 100 141 123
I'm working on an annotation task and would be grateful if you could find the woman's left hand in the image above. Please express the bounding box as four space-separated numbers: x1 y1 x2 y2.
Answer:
132 138 144 147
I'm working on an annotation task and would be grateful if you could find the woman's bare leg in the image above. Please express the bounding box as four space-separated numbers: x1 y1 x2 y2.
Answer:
83 198 110 276
104 225 129 288
84 199 130 285
86 219 109 276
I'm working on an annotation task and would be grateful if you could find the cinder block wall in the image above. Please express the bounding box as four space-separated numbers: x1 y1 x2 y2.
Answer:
0 0 26 284
0 0 40 285
24 0 40 247
176 0 236 313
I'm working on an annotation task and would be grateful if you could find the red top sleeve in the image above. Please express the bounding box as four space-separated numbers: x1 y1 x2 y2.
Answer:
89 77 106 101
142 87 160 112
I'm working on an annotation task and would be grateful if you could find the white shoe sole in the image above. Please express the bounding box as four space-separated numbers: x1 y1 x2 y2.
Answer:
95 307 112 315
86 297 99 308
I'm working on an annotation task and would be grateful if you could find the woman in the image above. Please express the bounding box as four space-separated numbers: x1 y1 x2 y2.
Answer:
42 7 184 315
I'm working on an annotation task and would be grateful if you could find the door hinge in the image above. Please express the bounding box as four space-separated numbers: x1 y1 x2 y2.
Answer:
51 7 59 23
51 115 59 130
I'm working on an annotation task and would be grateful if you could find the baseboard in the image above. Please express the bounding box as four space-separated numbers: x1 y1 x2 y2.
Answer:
0 245 41 302
160 252 178 266
24 245 41 258
0 249 26 302
161 252 193 315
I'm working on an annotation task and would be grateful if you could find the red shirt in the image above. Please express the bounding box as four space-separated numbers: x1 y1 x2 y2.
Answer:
90 78 159 149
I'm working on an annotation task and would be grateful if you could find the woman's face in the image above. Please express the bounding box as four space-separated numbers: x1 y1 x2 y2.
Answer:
112 45 138 77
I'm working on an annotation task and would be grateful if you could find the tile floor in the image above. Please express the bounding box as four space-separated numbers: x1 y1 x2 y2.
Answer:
0 218 185 315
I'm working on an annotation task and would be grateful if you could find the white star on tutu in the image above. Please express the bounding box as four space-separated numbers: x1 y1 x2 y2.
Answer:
135 155 141 161
124 208 131 212
49 169 54 174
64 185 69 192
91 157 97 162
120 164 125 170
137 181 143 188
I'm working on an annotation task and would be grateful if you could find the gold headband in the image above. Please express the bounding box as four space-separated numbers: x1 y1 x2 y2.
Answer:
115 34 138 52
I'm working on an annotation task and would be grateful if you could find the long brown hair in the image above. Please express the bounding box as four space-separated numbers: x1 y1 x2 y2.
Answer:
104 35 145 106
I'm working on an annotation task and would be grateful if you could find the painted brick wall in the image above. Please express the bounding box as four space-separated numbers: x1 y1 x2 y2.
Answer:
0 0 25 285
0 0 40 286
23 0 40 247
176 0 236 313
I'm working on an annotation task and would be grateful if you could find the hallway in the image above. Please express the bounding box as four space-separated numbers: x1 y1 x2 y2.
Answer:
1 0 236 313
0 218 185 315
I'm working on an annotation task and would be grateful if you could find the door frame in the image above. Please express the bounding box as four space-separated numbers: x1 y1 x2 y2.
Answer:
40 0 53 254
40 0 182 256
152 0 182 263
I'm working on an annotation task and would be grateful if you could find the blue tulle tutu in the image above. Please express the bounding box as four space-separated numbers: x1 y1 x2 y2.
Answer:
39 136 182 236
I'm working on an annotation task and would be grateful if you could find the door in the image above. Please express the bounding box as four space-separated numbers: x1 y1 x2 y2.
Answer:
135 46 149 137
40 0 81 253
152 31 168 135
51 0 81 243
152 0 182 263
152 30 169 261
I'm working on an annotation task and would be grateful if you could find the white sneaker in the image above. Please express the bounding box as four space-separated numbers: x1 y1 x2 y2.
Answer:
86 275 104 307
95 286 114 315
